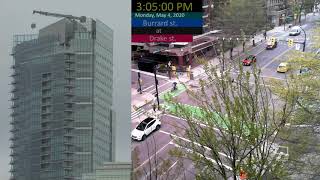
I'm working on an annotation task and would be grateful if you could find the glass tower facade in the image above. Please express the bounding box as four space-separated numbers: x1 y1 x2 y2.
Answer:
10 18 114 180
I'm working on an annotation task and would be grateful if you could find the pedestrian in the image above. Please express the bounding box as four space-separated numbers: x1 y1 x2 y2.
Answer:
263 31 267 40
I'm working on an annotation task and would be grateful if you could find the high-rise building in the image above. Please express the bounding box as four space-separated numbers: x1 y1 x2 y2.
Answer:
10 17 116 180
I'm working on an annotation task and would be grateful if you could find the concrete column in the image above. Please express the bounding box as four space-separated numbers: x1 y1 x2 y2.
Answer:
178 56 184 66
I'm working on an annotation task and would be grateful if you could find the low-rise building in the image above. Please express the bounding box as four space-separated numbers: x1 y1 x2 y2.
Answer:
267 0 289 26
81 162 131 180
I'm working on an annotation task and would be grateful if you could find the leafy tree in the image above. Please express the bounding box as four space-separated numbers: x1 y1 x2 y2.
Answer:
164 55 295 179
132 131 185 180
268 27 320 179
211 0 268 38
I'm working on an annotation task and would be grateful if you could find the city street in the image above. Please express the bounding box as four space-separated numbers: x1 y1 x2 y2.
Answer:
131 13 320 179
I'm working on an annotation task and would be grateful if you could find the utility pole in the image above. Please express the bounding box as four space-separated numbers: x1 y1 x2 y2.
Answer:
300 26 307 52
137 72 142 94
153 66 160 110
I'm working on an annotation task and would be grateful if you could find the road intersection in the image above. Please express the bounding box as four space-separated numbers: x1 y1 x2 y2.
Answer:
131 13 320 179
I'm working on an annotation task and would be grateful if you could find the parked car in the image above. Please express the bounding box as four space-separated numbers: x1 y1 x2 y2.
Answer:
242 55 257 66
289 26 301 36
266 40 278 50
131 117 161 141
277 62 290 73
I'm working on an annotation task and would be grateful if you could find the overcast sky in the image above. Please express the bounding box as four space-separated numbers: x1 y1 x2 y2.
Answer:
0 0 131 179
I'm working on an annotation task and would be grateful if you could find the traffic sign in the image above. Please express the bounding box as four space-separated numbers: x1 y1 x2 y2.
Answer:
295 44 300 50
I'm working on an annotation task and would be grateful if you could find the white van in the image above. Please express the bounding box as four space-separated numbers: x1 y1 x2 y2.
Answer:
289 26 301 36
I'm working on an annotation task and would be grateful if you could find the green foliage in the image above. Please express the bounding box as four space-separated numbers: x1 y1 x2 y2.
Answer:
267 26 320 179
164 55 293 179
212 0 267 36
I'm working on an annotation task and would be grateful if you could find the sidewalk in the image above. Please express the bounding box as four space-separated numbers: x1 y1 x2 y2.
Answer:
131 88 154 112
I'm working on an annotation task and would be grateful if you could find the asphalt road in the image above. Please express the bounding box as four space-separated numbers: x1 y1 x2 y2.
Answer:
131 14 320 179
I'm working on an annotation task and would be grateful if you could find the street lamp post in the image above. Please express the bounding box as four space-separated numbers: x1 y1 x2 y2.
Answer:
299 26 306 52
137 72 142 94
153 65 160 110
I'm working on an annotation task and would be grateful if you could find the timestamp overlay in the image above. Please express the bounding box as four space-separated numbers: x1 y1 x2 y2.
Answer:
132 0 203 42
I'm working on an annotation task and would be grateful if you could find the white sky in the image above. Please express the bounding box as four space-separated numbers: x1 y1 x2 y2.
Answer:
0 0 131 179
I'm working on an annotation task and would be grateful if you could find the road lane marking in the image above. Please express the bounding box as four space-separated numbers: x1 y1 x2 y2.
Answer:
132 68 169 79
261 46 293 70
170 142 233 171
149 81 171 93
143 85 154 91
160 130 232 159
134 139 173 172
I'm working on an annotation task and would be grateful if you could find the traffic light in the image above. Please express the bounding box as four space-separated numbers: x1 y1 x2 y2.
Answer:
271 37 276 45
288 38 294 47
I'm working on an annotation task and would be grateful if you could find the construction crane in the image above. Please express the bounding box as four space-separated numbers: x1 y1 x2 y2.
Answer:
33 10 86 23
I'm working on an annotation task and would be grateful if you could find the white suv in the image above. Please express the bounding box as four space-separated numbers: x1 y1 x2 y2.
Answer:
289 26 301 36
131 117 161 141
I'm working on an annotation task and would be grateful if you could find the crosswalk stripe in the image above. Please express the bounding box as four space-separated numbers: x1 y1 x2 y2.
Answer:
131 108 145 119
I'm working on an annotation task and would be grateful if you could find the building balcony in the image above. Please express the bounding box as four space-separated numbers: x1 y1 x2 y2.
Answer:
10 73 19 77
10 81 17 85
41 136 51 141
64 118 75 122
41 86 51 91
40 152 50 157
10 144 17 149
10 128 18 133
41 111 52 116
64 76 75 80
10 97 18 101
63 158 73 162
10 104 18 109
40 143 50 148
41 127 51 132
64 101 74 105
41 119 53 124
41 103 52 107
9 160 17 165
64 84 75 88
64 133 74 138
64 92 74 97
63 126 74 131
10 120 17 125
9 152 17 157
9 136 17 141
42 94 52 98
64 52 76 56
42 78 52 83
10 112 18 117
63 141 74 146
63 165 73 170
10 65 16 69
64 109 73 113
40 160 50 165
65 59 75 64
10 88 18 93
65 68 75 72
63 150 74 155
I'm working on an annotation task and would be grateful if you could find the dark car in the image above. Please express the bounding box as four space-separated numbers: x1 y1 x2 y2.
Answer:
242 55 257 66
266 40 277 50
